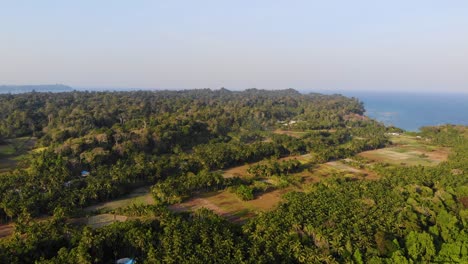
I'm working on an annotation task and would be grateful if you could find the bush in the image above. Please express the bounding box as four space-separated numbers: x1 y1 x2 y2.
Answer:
234 184 254 201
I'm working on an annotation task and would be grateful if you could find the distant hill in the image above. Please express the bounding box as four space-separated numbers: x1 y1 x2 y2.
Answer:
0 84 73 94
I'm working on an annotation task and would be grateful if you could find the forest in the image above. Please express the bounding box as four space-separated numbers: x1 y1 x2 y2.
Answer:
0 89 466 263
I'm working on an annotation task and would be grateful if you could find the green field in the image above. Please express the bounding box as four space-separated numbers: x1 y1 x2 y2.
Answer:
0 137 36 173
359 134 449 166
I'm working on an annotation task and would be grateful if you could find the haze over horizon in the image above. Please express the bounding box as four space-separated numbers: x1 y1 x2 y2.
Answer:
2 1 468 93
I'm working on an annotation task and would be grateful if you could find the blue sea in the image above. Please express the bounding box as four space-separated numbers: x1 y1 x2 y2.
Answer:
337 91 468 131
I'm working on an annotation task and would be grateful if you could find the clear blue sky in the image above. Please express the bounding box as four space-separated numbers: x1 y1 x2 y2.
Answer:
1 0 468 92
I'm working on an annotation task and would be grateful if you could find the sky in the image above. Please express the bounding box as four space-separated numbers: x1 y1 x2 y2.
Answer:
1 0 468 93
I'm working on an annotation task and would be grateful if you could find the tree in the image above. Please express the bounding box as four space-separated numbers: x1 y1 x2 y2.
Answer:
405 231 436 262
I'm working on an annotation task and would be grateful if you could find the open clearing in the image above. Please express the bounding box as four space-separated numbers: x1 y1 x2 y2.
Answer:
85 186 154 213
324 161 380 180
273 129 335 138
169 188 290 223
0 137 36 173
359 135 449 166
72 214 128 229
273 129 309 138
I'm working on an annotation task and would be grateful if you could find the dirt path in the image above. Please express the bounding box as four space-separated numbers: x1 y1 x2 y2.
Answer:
169 198 228 216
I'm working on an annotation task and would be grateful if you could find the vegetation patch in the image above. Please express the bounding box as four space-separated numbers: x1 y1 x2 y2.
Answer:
4 90 466 263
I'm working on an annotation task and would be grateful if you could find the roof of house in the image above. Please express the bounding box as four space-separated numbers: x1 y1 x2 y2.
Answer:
116 258 135 264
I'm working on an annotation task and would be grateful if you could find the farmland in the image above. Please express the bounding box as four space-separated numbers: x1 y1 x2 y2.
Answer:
359 134 449 166
170 134 449 222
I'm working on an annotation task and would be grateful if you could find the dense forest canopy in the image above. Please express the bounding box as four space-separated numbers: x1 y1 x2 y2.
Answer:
0 89 466 263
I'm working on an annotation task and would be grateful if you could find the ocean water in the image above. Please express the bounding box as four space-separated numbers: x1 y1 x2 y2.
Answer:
339 91 468 131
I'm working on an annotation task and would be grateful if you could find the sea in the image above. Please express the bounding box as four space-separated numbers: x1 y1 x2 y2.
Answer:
334 91 468 131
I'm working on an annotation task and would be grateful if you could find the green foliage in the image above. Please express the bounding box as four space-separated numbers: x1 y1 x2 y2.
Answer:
405 231 436 262
151 170 228 205
0 88 466 263
247 158 301 178
233 184 255 201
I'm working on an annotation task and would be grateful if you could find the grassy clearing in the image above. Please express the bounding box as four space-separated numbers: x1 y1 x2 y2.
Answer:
324 161 380 180
359 135 449 166
273 129 335 138
84 186 154 213
0 144 16 156
70 214 128 229
273 129 309 138
0 158 19 173
0 137 36 173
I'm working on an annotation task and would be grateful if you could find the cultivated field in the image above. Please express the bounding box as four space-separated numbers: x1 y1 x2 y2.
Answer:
359 134 449 166
171 135 442 222
324 160 380 180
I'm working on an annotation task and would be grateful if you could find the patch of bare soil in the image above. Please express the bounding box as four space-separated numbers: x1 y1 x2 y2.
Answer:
325 161 380 180
425 148 450 163
247 189 288 211
169 198 226 215
0 224 13 238
273 129 306 138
